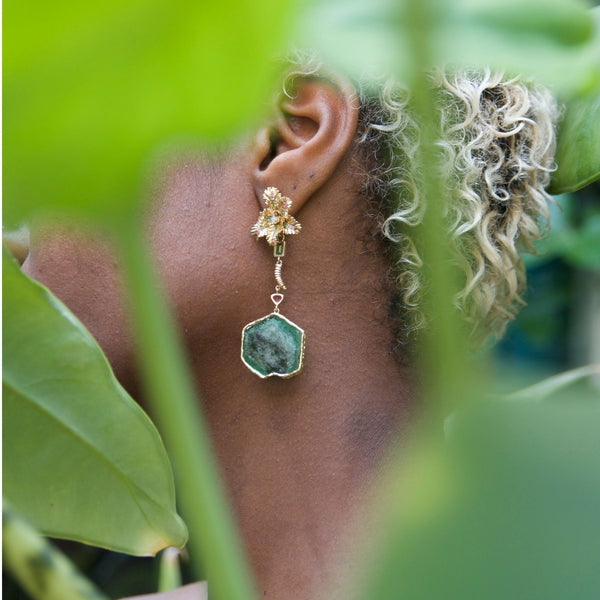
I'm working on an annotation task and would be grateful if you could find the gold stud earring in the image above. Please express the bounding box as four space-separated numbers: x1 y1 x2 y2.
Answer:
241 187 305 378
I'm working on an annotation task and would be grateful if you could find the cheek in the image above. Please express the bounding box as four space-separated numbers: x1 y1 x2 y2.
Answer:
147 158 266 338
22 229 135 385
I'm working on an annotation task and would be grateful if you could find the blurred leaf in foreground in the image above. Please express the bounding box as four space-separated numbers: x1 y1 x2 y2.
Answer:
3 502 109 600
298 0 598 95
300 0 600 203
2 249 187 556
357 395 600 600
3 0 297 228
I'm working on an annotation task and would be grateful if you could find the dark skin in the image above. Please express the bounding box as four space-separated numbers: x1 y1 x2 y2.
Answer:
23 74 413 600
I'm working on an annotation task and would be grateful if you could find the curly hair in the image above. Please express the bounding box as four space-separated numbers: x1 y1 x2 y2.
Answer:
283 57 559 347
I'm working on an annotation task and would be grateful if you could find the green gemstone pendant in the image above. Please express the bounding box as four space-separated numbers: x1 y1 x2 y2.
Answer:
246 187 304 378
241 312 305 378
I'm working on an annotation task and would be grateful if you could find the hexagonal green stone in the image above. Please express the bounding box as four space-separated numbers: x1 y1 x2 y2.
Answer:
241 313 305 378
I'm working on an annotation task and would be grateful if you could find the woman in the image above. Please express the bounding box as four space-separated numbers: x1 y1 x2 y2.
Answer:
22 57 558 599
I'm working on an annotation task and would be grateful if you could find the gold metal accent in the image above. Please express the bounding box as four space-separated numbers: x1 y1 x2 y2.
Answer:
240 312 306 379
274 257 286 290
243 186 305 378
271 293 284 313
251 187 301 246
274 241 286 257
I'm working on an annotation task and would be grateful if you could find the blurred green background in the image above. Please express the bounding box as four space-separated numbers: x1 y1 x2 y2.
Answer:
495 184 600 392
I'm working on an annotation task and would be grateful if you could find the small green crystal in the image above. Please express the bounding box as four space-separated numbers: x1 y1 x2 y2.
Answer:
273 241 286 257
241 313 305 378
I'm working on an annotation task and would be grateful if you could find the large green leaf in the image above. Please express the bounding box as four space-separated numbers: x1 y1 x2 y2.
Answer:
3 0 297 228
300 0 600 213
356 397 600 600
2 249 188 556
298 0 599 95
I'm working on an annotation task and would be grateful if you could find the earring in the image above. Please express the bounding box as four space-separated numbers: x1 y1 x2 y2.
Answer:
241 187 305 378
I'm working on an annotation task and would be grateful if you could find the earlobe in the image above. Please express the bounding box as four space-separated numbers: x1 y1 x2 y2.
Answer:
253 74 359 213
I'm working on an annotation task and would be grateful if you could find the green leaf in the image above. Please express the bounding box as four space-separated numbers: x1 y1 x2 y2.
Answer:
298 0 599 94
506 364 600 401
549 6 600 194
3 502 109 600
561 213 600 267
3 0 297 228
358 399 600 599
551 90 600 193
117 229 257 599
530 199 600 269
2 248 188 556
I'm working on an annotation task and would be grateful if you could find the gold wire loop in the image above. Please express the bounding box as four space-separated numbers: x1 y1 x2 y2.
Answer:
271 292 284 313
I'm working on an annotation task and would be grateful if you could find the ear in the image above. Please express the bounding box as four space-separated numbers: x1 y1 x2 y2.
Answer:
252 73 359 213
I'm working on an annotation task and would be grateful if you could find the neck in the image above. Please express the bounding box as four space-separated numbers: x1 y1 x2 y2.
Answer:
191 229 414 599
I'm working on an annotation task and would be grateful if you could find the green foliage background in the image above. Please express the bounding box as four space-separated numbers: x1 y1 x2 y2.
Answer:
3 0 600 599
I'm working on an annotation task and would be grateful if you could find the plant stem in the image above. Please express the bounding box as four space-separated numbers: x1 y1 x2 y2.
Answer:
2 503 108 600
506 364 600 401
118 226 257 600
158 547 182 592
402 0 472 417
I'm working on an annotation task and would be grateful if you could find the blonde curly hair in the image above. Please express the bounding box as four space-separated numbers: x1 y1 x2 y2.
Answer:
284 58 559 347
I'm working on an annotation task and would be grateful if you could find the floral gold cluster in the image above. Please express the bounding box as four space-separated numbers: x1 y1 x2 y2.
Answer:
251 187 301 246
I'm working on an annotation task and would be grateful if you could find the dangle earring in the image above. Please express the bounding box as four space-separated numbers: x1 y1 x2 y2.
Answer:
241 187 305 378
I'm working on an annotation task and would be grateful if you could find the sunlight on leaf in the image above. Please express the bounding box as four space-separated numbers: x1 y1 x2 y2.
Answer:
2 249 188 556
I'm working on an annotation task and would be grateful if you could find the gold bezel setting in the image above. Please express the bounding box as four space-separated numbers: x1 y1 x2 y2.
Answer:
241 312 305 379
